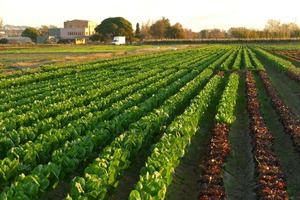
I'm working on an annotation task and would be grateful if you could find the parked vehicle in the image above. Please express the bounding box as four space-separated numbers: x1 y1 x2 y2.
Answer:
112 36 126 45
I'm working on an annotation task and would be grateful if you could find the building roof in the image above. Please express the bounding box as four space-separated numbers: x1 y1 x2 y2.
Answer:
65 19 89 23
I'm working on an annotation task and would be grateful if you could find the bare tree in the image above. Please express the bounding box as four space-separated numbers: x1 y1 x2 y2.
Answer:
264 19 300 38
265 19 281 33
140 20 152 39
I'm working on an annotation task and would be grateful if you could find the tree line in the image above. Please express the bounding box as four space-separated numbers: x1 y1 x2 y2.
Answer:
88 18 300 41
7 17 300 43
139 18 300 40
200 20 300 39
91 17 198 42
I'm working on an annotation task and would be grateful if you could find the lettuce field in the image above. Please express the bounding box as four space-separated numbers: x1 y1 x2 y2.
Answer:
0 45 300 200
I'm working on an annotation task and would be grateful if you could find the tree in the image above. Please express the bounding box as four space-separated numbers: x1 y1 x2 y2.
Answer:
200 30 209 39
183 29 199 39
150 17 171 39
265 19 281 33
95 17 133 42
138 19 197 39
264 20 282 38
0 38 8 44
210 29 226 38
166 23 185 39
21 27 40 42
135 23 141 38
286 23 300 38
39 25 49 36
200 29 227 39
228 27 250 38
90 34 101 41
264 20 300 38
140 21 152 39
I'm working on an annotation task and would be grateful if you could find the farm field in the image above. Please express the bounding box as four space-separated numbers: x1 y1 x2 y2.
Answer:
0 44 300 200
271 50 300 68
262 44 300 67
0 44 189 77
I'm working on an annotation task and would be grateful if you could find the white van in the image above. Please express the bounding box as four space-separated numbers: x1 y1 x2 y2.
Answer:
112 36 126 45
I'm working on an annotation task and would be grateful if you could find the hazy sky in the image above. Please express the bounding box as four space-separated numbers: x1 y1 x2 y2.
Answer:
1 0 299 31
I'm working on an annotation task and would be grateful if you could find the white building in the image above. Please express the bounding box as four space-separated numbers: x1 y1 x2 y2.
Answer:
48 20 97 42
61 20 97 40
60 28 90 39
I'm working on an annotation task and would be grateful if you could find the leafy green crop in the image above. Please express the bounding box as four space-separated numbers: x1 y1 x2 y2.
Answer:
66 68 214 200
215 73 239 125
2 45 286 199
1 48 225 199
129 74 223 199
253 47 300 77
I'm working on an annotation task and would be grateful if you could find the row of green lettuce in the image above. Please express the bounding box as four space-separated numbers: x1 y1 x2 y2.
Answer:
253 47 300 79
232 48 243 70
215 73 240 124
